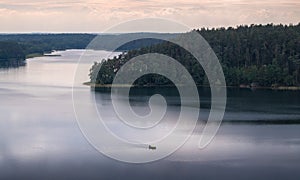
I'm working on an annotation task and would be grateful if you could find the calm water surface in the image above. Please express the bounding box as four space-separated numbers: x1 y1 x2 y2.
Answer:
0 50 300 180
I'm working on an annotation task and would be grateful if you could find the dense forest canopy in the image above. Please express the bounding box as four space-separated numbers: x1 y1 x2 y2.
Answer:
0 41 26 68
90 23 300 87
0 41 25 60
0 34 96 56
0 33 174 68
0 33 176 68
0 33 178 57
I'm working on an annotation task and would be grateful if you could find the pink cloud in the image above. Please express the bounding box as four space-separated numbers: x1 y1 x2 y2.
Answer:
0 0 299 32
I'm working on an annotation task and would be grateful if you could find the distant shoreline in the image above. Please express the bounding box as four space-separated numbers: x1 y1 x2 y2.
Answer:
83 82 300 91
26 53 61 59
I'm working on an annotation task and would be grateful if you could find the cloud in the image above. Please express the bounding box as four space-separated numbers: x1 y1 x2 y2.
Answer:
0 0 299 32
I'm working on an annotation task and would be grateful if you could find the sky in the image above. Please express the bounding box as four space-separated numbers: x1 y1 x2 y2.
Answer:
0 0 299 33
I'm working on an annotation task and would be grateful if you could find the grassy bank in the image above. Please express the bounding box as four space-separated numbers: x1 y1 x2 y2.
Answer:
25 53 44 59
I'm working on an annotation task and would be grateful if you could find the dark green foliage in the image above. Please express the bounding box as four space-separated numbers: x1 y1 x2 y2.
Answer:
91 23 300 87
0 41 25 60
0 41 26 68
0 33 170 68
0 34 96 55
116 38 167 51
90 41 205 86
198 23 300 86
0 33 178 56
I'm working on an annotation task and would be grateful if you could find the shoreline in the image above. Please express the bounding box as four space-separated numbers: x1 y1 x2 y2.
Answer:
26 53 61 59
83 82 180 88
83 82 300 91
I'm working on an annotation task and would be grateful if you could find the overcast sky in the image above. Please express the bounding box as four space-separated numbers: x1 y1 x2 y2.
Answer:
0 0 299 33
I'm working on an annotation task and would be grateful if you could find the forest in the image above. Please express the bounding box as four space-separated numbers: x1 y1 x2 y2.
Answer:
90 23 300 87
0 33 176 58
0 41 26 68
0 34 96 57
0 33 167 67
0 41 25 60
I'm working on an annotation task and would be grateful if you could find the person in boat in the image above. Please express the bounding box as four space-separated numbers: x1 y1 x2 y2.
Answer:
148 145 156 150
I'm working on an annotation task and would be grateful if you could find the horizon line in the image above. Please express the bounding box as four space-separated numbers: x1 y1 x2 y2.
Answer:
0 22 299 34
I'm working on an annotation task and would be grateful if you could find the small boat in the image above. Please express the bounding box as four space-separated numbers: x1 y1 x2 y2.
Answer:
148 145 156 150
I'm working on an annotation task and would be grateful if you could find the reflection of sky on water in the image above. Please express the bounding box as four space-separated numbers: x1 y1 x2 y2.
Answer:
0 50 300 179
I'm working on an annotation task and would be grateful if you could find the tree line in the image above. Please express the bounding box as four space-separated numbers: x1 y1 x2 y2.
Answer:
0 33 174 68
0 33 177 58
90 23 300 87
0 41 26 68
0 34 96 57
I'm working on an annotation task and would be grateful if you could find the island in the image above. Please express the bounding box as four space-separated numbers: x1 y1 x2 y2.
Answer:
89 23 300 90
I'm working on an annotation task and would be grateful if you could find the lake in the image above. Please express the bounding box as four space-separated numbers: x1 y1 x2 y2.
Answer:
0 49 300 179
